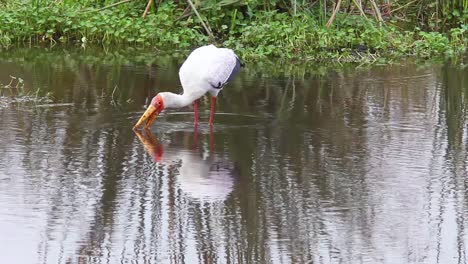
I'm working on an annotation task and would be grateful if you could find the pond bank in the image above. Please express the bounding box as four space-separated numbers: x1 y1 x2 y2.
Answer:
0 2 466 64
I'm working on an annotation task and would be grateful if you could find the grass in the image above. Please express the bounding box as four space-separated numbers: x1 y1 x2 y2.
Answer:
0 1 466 63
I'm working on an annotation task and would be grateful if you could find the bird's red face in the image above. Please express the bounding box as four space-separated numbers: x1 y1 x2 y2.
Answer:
150 94 165 113
133 94 165 130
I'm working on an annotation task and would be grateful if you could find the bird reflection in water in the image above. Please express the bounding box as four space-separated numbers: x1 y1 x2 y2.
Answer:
134 128 237 202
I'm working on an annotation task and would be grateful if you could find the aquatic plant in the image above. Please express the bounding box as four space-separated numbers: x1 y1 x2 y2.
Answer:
0 75 53 106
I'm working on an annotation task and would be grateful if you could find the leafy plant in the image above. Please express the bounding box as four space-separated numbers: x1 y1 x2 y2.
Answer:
0 0 466 63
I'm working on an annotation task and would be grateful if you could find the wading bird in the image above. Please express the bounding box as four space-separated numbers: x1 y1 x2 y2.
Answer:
133 45 242 130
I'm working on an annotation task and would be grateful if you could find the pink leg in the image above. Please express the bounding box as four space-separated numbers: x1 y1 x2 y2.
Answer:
193 100 199 124
209 96 216 125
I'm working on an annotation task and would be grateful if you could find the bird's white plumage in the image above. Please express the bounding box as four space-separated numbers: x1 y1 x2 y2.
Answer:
134 45 241 129
179 45 240 98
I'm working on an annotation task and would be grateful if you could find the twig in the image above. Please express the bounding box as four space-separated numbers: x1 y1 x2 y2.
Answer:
352 0 368 18
6 76 14 88
142 0 154 18
176 6 192 21
84 0 133 13
111 85 118 105
326 0 342 28
324 0 327 20
186 0 214 40
175 0 242 21
389 0 417 14
369 0 384 22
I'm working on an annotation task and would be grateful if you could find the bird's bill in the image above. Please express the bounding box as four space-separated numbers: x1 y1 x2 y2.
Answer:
133 105 158 130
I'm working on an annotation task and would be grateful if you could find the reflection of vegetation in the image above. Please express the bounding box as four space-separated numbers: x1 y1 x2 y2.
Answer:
1 48 468 262
433 61 467 264
0 47 365 111
441 62 467 147
0 48 180 109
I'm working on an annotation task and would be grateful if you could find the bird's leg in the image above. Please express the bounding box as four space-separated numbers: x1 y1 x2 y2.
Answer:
193 99 199 125
209 96 216 125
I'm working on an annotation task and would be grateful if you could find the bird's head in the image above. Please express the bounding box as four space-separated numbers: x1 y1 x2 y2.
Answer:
133 94 165 130
150 94 165 113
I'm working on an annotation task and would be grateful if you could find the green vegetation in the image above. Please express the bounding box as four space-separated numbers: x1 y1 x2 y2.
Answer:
0 0 466 63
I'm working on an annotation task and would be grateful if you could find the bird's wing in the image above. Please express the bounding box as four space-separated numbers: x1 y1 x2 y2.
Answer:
203 47 241 89
179 45 241 92
178 45 242 99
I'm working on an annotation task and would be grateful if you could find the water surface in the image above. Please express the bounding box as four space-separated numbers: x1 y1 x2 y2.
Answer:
0 48 467 264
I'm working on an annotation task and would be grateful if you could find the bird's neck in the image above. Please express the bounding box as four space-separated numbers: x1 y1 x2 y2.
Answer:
160 92 200 109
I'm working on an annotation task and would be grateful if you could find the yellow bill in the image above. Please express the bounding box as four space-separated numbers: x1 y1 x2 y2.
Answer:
133 105 158 130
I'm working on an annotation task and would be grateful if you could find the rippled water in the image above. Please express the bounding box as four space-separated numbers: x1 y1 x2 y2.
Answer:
0 48 467 264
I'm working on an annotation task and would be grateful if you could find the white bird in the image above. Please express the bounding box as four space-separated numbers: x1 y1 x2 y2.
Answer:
133 44 242 130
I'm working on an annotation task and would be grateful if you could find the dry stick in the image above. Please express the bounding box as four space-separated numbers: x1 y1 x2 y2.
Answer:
382 0 391 16
176 0 241 21
111 85 118 105
86 0 133 12
369 0 384 22
324 0 327 21
186 0 214 40
326 0 342 28
142 0 154 18
176 6 193 21
389 0 417 14
352 0 368 18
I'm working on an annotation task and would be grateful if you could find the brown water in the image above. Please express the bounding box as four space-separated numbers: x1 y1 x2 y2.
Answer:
0 48 467 264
